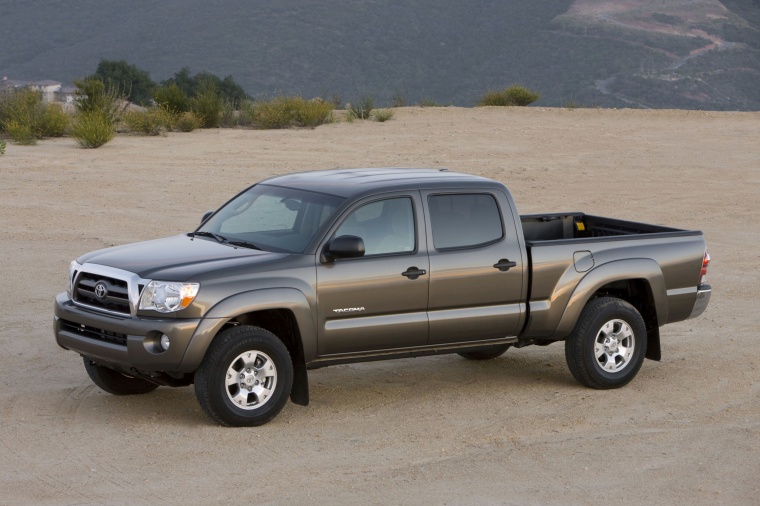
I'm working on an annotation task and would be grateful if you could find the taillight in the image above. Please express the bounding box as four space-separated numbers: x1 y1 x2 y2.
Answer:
700 251 710 285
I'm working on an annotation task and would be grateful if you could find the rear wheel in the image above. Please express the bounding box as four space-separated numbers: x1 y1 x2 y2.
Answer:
194 325 293 427
565 297 647 389
83 358 159 395
458 344 510 361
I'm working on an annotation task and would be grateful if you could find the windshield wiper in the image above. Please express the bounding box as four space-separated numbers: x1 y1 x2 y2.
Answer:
227 240 262 250
188 231 228 244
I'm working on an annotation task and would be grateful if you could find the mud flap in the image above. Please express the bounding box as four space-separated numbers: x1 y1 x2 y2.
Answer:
290 362 309 406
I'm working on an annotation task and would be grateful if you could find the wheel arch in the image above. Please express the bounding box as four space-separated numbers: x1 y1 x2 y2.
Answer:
551 259 666 360
178 288 316 405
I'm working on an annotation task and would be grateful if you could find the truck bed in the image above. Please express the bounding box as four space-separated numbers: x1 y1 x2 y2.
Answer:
520 213 685 244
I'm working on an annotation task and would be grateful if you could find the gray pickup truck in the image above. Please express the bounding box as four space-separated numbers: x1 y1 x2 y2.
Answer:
54 168 711 426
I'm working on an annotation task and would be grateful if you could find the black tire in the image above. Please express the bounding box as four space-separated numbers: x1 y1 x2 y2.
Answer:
83 358 159 395
458 344 511 361
194 325 293 427
565 297 647 389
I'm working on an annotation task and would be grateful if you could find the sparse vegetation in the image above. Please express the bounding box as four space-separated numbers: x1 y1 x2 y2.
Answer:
295 99 334 127
122 107 174 135
373 108 395 122
175 111 202 132
0 138 5 154
418 98 445 107
71 111 116 148
220 100 240 127
154 83 190 114
247 96 334 129
189 82 224 128
391 88 408 107
4 120 37 145
0 89 68 143
74 78 125 121
478 85 540 107
348 96 374 120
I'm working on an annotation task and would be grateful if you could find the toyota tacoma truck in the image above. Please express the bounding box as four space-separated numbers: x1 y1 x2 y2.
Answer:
54 168 712 426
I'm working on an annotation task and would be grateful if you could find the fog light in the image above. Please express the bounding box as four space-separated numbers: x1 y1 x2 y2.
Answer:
160 334 171 351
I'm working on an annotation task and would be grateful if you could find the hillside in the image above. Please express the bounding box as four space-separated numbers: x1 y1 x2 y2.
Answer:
1 0 758 109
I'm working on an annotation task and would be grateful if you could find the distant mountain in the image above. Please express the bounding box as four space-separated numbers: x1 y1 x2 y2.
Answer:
1 0 758 109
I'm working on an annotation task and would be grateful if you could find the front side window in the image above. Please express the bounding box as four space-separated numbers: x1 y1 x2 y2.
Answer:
428 193 503 250
334 197 415 256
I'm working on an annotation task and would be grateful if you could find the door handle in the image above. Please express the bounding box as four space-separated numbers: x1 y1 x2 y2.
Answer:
401 267 427 280
493 259 517 272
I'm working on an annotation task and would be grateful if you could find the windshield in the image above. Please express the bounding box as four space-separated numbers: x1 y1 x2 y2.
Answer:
196 184 344 253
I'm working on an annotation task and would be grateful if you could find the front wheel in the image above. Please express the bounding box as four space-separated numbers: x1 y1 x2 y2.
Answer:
194 325 293 427
565 297 647 389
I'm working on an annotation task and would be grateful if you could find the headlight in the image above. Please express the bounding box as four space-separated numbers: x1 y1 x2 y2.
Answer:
68 260 81 297
139 281 199 313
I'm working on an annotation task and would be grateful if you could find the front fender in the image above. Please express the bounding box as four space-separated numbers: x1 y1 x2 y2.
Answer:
177 288 316 373
550 258 667 340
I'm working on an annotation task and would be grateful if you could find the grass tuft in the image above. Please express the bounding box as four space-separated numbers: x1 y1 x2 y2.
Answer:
372 108 395 122
348 96 374 120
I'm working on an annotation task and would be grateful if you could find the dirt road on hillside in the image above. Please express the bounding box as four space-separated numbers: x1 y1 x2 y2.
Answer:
1 107 758 505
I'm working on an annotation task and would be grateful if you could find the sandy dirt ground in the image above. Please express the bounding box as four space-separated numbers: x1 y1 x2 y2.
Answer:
1 107 758 505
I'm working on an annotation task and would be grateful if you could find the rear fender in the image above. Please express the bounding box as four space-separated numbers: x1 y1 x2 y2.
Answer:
550 259 667 341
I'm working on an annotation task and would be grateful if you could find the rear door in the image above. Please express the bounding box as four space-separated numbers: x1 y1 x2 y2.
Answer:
421 190 526 345
315 193 429 355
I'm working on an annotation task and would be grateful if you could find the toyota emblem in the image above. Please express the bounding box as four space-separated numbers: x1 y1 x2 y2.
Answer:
94 282 108 300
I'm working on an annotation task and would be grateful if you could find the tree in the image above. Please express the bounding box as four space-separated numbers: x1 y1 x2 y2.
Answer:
162 68 249 104
93 59 156 106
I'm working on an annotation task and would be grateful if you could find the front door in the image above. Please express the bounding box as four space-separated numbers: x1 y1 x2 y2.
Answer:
316 193 429 355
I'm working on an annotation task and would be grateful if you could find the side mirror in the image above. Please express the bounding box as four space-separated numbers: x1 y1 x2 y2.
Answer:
201 210 214 225
323 235 365 262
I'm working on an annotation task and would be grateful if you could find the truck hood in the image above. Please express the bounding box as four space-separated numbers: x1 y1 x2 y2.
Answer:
78 234 289 280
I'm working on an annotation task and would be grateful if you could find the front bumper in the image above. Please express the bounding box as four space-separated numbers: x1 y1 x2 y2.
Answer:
54 292 201 372
687 284 711 319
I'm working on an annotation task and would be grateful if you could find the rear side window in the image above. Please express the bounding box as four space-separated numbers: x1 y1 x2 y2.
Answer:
428 194 503 250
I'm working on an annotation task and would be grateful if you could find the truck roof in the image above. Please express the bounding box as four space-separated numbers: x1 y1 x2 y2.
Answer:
260 168 499 198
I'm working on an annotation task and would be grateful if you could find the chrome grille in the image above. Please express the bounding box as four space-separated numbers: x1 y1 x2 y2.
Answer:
74 272 131 315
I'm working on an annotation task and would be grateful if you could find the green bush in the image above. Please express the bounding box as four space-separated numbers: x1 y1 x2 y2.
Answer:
238 100 257 127
190 83 223 128
248 96 334 129
122 107 173 135
478 85 540 107
4 119 36 145
74 78 125 121
175 111 202 132
250 96 300 129
348 96 373 120
220 100 239 127
372 108 395 122
71 111 116 148
0 138 5 154
39 103 68 136
0 89 68 140
294 99 334 127
154 83 190 114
